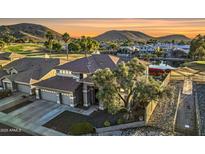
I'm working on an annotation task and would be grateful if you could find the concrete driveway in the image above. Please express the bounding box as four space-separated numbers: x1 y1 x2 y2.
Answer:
0 93 28 111
9 100 65 125
0 99 67 136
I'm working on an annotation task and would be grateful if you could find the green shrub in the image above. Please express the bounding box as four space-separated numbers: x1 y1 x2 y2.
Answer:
104 120 111 127
117 118 125 125
0 90 12 98
69 122 95 135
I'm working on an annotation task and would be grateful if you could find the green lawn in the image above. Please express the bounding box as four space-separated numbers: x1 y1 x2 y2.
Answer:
3 43 85 61
183 61 205 72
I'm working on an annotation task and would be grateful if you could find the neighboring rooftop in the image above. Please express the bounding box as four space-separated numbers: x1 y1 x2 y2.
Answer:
34 76 80 92
3 57 61 83
55 54 121 73
0 52 25 60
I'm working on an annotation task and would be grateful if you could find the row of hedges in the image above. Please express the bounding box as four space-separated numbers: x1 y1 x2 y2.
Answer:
0 90 12 99
69 122 96 135
68 116 141 135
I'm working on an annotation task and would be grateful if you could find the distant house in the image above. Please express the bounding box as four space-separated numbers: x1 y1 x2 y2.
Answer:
0 52 25 68
135 45 156 54
1 58 61 94
34 54 121 109
117 46 137 57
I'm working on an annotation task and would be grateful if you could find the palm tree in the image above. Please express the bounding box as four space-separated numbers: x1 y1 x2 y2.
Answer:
45 31 54 56
80 36 88 57
62 32 70 61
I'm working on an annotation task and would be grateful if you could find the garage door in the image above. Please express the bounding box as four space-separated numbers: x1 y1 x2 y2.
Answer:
61 93 71 105
17 84 30 94
40 89 57 102
4 82 12 90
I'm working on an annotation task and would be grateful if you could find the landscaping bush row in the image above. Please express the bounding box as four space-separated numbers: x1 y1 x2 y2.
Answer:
0 90 12 99
69 122 96 135
68 116 143 135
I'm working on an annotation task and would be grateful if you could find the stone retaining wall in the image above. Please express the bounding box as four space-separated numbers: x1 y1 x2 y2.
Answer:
173 88 181 132
194 91 201 135
96 121 145 133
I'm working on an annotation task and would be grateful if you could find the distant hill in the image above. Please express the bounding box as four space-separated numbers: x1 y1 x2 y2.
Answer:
94 30 153 41
0 23 62 42
157 34 190 41
94 30 191 42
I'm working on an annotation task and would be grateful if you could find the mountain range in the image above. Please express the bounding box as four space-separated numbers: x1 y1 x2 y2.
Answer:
0 23 191 42
0 23 62 41
94 30 191 42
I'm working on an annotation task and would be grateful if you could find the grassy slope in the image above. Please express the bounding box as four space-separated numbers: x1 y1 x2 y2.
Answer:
183 61 205 72
3 43 85 61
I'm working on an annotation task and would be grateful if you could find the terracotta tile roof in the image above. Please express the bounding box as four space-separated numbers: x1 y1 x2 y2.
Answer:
34 76 80 92
55 54 120 73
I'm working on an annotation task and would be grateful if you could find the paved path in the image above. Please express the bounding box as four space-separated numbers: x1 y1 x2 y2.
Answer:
63 105 98 116
182 77 193 95
175 79 197 135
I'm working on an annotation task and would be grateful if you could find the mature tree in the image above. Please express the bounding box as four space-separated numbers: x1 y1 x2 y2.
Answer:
93 58 172 116
0 40 5 50
52 41 62 52
2 34 16 44
122 40 134 46
93 58 147 114
62 32 70 61
67 42 81 53
45 31 54 55
178 40 186 45
79 36 99 56
195 45 205 60
108 42 118 51
189 34 205 60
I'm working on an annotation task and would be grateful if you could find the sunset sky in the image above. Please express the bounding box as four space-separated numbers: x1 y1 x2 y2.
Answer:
1 18 205 38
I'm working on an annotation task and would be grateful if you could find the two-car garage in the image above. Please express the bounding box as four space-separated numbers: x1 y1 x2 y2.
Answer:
40 89 57 102
16 84 31 94
39 89 73 106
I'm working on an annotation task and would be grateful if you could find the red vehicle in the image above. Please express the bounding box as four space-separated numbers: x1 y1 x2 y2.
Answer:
149 68 171 76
